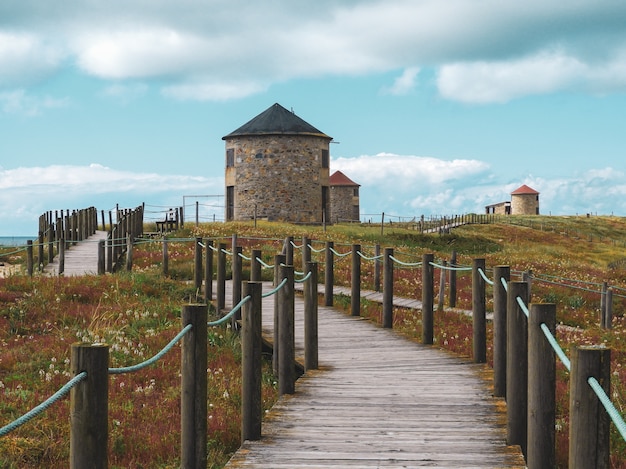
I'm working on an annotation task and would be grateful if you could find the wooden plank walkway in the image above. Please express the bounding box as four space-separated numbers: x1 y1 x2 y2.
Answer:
224 282 526 468
43 231 108 276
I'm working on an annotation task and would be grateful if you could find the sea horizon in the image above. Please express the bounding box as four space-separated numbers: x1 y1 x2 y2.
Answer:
0 236 37 247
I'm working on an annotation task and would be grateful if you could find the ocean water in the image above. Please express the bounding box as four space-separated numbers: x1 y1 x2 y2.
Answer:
0 236 36 247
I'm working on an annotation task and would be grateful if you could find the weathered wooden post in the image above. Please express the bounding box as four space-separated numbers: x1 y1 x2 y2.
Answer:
70 343 109 469
449 251 457 308
38 231 44 271
374 244 381 292
106 235 113 273
507 281 529 456
47 226 54 264
604 288 613 329
162 236 169 277
472 258 486 363
250 249 262 282
382 248 394 328
125 235 132 271
232 246 243 327
58 236 65 275
302 236 311 271
278 263 295 395
527 303 556 468
27 240 34 276
97 240 105 275
304 261 319 371
273 254 286 376
181 304 208 469
422 253 434 344
493 265 510 398
324 241 334 306
217 243 227 313
242 282 262 442
351 244 361 317
194 237 203 292
204 240 213 304
285 236 294 266
569 346 611 469
600 282 607 326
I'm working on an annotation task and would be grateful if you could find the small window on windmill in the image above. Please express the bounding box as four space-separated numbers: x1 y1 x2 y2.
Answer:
226 148 235 167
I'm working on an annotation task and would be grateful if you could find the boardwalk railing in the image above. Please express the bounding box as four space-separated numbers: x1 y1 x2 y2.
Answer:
3 230 625 468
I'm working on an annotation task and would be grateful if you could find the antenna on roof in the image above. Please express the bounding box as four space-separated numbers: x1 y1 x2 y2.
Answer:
291 107 294 113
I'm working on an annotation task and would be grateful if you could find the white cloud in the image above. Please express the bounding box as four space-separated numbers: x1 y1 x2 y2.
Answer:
382 67 420 96
4 0 626 102
0 89 69 116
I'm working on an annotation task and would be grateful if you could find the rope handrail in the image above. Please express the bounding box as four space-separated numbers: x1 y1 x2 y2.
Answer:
516 296 530 318
389 255 422 267
356 251 383 261
221 248 232 256
308 244 325 253
501 276 508 292
294 271 312 283
255 257 275 269
478 268 494 285
208 244 218 252
290 240 303 249
262 277 288 297
531 275 602 296
329 247 351 257
238 252 251 261
588 376 626 442
539 323 571 371
208 296 251 327
0 371 87 437
109 324 193 375
431 261 472 271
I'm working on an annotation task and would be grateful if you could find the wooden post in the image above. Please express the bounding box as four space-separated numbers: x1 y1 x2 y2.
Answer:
422 253 434 344
38 231 44 271
351 244 361 317
278 263 295 395
569 346 611 469
97 240 105 275
382 248 394 328
106 235 113 273
302 236 311 271
493 265 510 398
70 343 109 469
27 240 33 276
285 236 294 266
273 254 286 376
217 243 226 313
472 258 486 363
528 303 556 468
101 209 105 231
125 235 132 271
181 304 208 469
374 244 381 292
250 249 262 282
604 288 613 329
59 236 65 275
449 251 457 308
232 246 243 327
194 237 203 291
47 226 54 264
600 282 607 326
506 281 529 456
162 237 169 277
242 282 262 442
204 240 213 304
304 262 318 371
437 260 446 311
324 241 334 306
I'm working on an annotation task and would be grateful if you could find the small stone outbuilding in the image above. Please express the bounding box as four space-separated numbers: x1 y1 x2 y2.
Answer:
485 184 539 215
222 103 332 223
329 170 360 222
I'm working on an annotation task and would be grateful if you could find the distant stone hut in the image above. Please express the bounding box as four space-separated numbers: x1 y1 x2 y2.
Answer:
485 184 540 215
222 103 332 223
329 170 360 222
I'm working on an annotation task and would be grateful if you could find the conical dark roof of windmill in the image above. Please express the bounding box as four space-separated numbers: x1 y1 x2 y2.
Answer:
223 103 332 140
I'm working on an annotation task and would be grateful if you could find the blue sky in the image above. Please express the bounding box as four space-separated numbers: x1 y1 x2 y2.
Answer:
2 0 626 235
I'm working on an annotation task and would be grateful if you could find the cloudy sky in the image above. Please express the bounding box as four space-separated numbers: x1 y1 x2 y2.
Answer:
2 0 626 235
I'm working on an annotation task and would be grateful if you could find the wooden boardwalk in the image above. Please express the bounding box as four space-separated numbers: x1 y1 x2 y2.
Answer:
43 231 108 276
225 282 526 468
51 235 525 466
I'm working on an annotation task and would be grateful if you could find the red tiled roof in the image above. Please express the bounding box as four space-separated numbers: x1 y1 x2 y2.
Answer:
511 184 539 195
329 170 360 186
